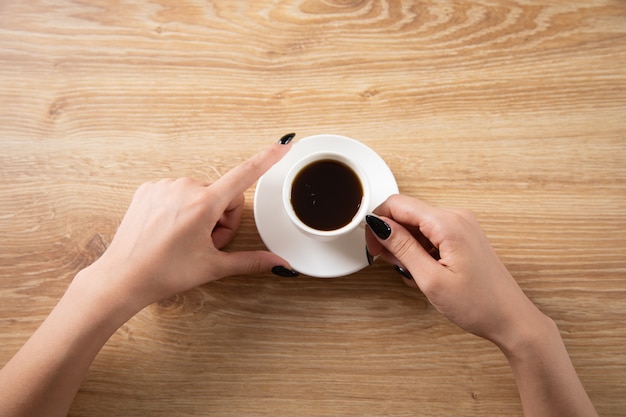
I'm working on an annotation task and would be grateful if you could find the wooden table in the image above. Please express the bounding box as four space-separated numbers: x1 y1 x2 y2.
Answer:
1 1 625 416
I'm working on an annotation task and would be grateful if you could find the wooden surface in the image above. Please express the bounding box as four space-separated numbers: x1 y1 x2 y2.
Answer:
1 1 625 416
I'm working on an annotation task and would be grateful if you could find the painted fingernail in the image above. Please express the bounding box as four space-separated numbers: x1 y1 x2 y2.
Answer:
365 214 391 240
272 265 299 277
278 132 296 145
366 246 374 265
394 264 414 281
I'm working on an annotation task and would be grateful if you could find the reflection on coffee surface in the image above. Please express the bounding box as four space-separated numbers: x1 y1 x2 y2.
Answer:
290 159 363 231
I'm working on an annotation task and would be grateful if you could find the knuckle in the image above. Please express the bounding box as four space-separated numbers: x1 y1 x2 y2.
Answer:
386 193 402 205
380 193 402 213
417 273 441 297
136 181 151 193
454 208 477 222
134 181 157 197
437 208 478 244
173 177 195 187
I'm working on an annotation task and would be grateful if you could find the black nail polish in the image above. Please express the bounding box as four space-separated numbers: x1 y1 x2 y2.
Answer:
278 132 296 145
272 266 299 277
394 264 414 281
365 215 391 240
366 246 374 265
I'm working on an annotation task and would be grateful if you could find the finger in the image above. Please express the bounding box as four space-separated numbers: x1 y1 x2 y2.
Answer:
373 194 445 247
365 227 384 258
371 242 420 288
210 141 293 206
212 194 245 249
214 250 293 278
395 263 420 289
367 214 442 291
376 248 402 268
403 223 441 260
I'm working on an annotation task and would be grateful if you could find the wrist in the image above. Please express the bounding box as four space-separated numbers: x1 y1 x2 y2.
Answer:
70 265 142 332
493 306 599 417
496 309 560 364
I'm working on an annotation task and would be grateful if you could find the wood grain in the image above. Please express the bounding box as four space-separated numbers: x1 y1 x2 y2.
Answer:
1 0 625 416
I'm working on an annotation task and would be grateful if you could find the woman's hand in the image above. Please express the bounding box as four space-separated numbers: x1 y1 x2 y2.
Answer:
365 194 598 417
83 140 295 315
365 194 546 348
0 138 298 417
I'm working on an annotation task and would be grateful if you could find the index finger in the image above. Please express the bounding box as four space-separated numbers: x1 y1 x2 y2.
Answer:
210 141 293 204
373 194 446 247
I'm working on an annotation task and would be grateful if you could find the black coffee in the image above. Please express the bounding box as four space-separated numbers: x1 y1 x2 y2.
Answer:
290 159 363 231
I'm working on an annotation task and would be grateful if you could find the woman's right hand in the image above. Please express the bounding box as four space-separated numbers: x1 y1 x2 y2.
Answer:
366 194 599 417
365 194 549 349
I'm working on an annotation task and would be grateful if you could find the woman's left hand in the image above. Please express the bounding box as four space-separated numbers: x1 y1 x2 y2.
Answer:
84 141 294 313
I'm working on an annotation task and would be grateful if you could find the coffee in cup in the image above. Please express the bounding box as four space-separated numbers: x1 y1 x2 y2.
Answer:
283 152 370 240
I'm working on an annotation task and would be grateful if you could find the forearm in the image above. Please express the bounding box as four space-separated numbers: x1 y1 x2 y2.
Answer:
0 268 137 417
500 313 598 417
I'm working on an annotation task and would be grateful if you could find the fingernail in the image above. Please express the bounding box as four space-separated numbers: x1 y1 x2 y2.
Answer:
365 214 391 240
278 132 296 145
394 264 414 281
272 265 299 277
366 246 374 265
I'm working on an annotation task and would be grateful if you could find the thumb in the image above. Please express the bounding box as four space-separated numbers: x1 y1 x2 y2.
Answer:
366 214 440 288
214 250 297 278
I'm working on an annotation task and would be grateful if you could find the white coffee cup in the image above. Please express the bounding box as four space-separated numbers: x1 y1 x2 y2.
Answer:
282 151 370 241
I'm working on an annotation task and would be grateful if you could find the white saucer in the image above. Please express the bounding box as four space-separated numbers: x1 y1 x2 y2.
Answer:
253 134 399 278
